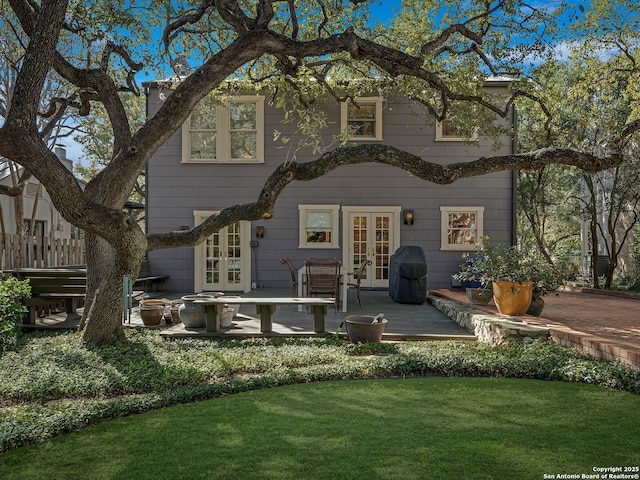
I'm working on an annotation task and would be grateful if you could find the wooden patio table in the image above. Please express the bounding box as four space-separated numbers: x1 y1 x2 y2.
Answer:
194 297 336 333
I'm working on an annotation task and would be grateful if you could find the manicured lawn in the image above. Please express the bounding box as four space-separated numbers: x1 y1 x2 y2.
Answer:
1 377 639 480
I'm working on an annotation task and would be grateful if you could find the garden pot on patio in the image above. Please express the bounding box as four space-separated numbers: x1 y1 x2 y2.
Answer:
465 287 492 305
526 296 545 316
178 295 208 328
346 315 388 343
216 295 241 316
170 299 183 324
139 299 166 326
492 281 532 316
220 307 235 327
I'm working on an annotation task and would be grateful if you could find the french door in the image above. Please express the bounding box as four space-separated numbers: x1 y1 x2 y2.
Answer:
342 207 401 289
194 211 251 292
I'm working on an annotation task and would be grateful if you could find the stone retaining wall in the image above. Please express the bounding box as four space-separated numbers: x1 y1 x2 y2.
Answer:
427 292 640 369
426 294 550 346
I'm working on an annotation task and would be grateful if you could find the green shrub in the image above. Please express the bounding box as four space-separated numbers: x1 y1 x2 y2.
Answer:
1 332 639 452
0 274 31 354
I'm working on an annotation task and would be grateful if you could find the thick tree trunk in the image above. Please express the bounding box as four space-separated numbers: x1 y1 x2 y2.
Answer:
79 229 146 344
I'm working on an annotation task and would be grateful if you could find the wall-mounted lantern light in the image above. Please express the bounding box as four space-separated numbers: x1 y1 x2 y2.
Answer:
403 209 414 225
256 225 265 238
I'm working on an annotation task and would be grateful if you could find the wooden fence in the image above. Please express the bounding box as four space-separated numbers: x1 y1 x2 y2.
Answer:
0 234 85 270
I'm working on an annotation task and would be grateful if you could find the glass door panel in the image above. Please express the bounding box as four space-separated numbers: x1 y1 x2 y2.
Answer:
203 222 243 291
347 211 396 288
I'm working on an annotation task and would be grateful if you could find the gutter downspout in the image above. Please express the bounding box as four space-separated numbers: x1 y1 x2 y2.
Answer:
510 103 518 247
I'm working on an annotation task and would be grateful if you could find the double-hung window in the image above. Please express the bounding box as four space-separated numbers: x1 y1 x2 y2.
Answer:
435 119 478 142
440 206 484 250
182 95 264 163
340 97 383 141
298 205 340 249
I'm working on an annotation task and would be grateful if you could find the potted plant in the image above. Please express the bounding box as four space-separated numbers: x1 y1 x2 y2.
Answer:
463 237 534 315
524 258 572 316
463 236 571 316
453 252 493 305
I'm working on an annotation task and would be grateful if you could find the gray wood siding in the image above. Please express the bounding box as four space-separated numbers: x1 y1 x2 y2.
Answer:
145 88 514 292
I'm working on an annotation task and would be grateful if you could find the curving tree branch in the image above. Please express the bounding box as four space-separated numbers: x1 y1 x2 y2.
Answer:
147 143 622 251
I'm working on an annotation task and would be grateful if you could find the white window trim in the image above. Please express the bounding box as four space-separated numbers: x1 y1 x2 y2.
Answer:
298 204 340 249
182 95 265 163
340 96 383 141
440 206 484 251
435 120 479 142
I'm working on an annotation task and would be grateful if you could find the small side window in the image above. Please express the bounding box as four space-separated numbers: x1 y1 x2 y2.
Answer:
340 97 383 141
440 206 484 250
435 119 478 142
298 205 340 249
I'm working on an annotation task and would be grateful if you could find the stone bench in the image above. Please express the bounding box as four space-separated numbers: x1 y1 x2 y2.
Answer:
194 297 336 333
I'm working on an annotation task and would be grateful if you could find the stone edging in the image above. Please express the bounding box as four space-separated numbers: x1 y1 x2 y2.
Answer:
426 293 550 346
427 292 640 370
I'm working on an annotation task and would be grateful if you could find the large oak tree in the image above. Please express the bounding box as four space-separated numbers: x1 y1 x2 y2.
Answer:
0 0 629 343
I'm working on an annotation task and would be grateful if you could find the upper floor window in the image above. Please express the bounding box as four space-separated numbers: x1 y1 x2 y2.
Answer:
341 97 383 141
298 204 340 249
440 206 484 251
435 119 478 142
182 95 264 163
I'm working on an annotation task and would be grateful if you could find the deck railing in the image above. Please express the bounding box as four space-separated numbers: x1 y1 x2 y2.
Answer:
0 234 85 270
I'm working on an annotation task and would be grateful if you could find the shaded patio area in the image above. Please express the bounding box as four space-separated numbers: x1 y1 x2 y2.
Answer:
22 287 474 341
159 288 474 340
20 286 640 369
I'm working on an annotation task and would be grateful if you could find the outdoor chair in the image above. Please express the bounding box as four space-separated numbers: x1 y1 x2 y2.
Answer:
347 259 372 308
280 258 299 296
305 257 341 314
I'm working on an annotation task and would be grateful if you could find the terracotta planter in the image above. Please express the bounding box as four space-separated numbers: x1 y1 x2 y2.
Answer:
170 300 183 324
346 315 388 343
139 300 165 326
492 281 532 316
220 307 235 327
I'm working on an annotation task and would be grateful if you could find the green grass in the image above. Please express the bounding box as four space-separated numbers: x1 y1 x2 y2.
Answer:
1 330 640 479
1 377 639 480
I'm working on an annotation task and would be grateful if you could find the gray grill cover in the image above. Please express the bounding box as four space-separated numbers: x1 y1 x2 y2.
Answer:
389 246 427 304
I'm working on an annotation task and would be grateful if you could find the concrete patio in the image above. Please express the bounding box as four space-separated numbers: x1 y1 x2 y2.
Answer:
20 285 640 369
157 288 475 341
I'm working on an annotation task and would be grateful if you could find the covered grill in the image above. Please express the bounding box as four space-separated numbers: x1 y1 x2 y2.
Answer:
388 245 427 304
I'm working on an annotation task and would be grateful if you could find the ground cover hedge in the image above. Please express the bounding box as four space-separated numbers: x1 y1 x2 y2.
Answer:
1 330 639 452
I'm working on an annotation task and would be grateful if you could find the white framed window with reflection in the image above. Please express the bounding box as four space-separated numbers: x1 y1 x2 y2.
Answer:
340 97 383 141
435 119 478 142
182 95 264 163
440 206 484 251
299 204 340 249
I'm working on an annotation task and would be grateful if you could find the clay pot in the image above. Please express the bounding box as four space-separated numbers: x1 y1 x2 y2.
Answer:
220 307 235 327
170 300 183 324
178 295 207 328
526 296 545 316
492 281 532 316
139 300 165 326
345 315 388 343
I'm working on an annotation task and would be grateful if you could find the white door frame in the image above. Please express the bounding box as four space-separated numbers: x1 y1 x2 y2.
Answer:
193 210 251 293
341 206 401 288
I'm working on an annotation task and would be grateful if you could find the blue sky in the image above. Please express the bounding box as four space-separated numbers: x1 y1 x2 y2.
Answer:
64 0 586 165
